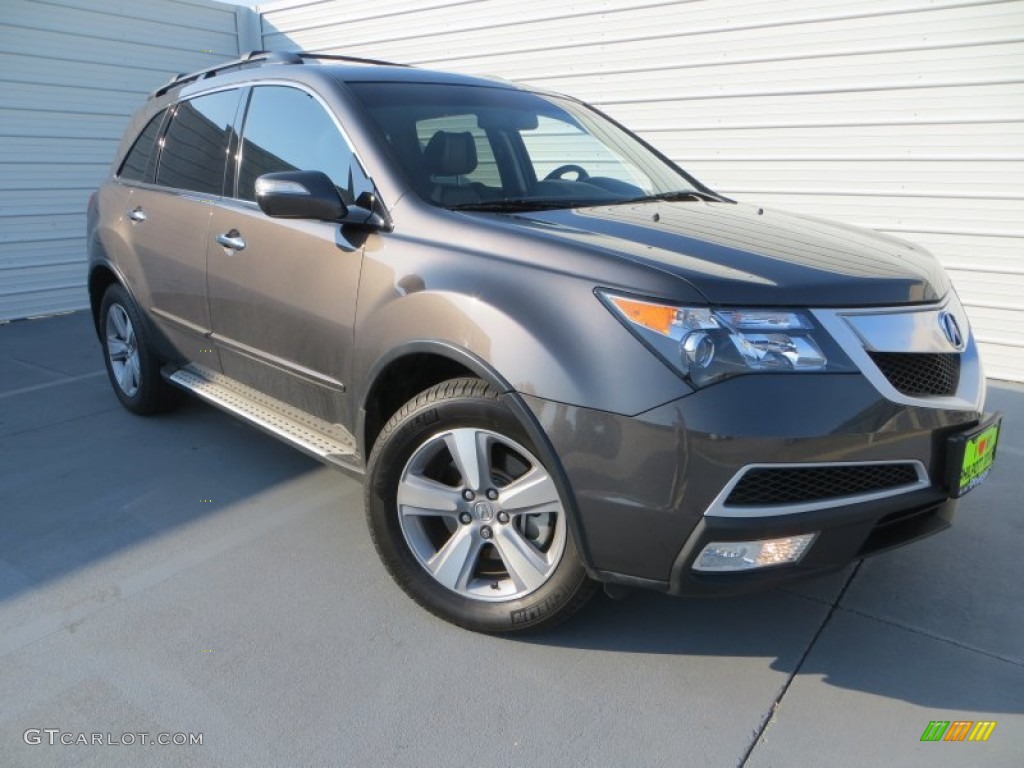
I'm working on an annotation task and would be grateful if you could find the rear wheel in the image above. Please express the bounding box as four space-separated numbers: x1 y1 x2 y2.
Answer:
99 284 179 415
365 378 595 632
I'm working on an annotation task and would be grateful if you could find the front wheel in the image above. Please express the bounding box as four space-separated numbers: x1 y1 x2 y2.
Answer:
365 378 596 632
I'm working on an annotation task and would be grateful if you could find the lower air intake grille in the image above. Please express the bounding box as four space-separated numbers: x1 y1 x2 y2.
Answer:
868 352 960 396
726 464 920 507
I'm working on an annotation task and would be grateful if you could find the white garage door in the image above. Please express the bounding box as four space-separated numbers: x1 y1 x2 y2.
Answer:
0 0 254 321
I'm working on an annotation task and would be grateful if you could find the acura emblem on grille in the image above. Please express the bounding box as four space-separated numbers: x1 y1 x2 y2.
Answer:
938 311 964 350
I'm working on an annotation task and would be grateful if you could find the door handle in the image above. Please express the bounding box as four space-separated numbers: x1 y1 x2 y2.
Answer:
127 207 146 223
215 230 246 251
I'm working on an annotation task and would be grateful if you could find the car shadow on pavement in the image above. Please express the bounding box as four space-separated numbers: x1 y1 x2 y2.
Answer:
0 395 319 606
513 563 1023 715
1 314 328 609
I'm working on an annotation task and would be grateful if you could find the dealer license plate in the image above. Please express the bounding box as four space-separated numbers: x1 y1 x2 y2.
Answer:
946 414 1001 498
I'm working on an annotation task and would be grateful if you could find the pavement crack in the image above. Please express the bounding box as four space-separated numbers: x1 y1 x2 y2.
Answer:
737 561 864 767
837 605 1022 668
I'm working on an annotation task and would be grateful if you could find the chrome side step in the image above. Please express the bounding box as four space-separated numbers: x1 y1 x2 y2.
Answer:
167 365 362 474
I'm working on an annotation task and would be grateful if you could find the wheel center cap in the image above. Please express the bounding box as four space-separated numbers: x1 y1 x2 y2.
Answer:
473 500 494 522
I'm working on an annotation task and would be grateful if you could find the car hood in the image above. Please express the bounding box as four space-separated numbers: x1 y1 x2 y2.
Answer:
497 201 949 306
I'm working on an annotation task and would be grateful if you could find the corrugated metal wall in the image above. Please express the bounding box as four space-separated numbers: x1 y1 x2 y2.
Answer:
260 0 1024 382
0 0 255 320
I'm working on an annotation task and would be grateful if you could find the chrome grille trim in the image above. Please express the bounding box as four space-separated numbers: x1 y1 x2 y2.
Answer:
704 460 930 519
813 293 984 411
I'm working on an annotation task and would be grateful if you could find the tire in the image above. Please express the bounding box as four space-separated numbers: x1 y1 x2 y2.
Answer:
99 284 180 415
365 378 596 633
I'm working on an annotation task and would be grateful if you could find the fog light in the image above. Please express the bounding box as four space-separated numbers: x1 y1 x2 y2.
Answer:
693 533 817 572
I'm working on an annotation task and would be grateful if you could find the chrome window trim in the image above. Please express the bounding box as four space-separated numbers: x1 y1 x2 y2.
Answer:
704 460 930 519
231 81 373 203
813 293 984 412
150 79 374 201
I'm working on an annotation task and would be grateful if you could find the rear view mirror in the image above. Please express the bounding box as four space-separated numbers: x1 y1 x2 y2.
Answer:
476 109 539 131
255 170 347 220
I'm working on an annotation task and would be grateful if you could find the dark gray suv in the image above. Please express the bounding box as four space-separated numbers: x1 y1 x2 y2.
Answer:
87 51 1001 632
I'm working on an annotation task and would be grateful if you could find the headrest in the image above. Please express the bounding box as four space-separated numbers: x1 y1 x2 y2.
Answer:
423 131 478 176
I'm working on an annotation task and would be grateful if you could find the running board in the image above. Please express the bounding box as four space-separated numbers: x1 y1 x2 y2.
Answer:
166 365 362 474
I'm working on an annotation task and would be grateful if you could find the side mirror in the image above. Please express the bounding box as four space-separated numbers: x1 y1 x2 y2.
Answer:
255 171 347 220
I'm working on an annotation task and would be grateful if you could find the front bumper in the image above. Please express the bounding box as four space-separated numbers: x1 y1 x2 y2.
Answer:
523 371 985 595
668 487 955 595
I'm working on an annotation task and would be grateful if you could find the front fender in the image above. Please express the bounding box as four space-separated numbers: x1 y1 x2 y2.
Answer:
356 290 579 404
353 253 687 417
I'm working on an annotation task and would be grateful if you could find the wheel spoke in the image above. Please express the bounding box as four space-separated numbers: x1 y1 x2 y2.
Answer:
110 306 128 338
500 466 560 514
492 525 551 593
107 337 130 361
397 475 461 516
444 429 488 491
114 361 129 391
127 355 140 391
425 526 481 591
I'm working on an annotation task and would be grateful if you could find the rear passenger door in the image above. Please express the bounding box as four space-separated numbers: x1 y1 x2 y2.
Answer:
123 89 241 363
206 85 372 425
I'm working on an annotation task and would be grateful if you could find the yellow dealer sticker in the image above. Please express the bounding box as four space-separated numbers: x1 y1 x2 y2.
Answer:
951 417 1000 497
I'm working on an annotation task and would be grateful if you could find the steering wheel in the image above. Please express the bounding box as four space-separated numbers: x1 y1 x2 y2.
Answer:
544 164 590 182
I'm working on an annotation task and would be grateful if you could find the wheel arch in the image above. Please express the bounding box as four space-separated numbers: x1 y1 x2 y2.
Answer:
358 343 597 574
88 263 122 336
358 341 513 459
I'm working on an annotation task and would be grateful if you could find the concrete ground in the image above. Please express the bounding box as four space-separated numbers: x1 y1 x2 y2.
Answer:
1 310 1021 767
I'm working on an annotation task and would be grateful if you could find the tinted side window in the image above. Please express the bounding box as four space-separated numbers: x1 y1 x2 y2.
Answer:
237 86 366 204
118 110 165 182
156 90 239 195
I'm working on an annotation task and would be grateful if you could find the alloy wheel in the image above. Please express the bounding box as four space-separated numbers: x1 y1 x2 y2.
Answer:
397 427 567 601
105 303 141 397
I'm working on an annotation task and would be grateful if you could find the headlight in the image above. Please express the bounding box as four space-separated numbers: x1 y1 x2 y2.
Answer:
600 292 849 387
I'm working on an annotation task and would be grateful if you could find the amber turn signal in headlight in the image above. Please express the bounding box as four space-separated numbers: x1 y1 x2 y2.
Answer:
601 292 836 387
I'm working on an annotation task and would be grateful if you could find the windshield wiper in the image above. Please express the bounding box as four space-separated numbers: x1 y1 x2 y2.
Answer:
447 190 722 213
618 190 722 204
446 199 586 212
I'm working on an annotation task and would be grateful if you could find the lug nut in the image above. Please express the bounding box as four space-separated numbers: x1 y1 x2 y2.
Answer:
486 488 499 500
459 512 472 525
462 489 475 501
497 511 510 524
480 525 493 540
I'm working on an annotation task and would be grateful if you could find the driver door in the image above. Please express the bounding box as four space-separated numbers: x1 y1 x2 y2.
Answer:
206 85 371 425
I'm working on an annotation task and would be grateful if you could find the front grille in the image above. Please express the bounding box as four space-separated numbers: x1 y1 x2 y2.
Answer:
868 352 960 396
725 463 920 506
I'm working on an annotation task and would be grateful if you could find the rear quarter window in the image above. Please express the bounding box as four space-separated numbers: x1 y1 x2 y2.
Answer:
156 90 240 195
118 110 165 182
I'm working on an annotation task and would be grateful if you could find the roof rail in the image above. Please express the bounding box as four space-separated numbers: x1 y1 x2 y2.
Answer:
150 51 301 98
296 52 410 68
149 50 409 100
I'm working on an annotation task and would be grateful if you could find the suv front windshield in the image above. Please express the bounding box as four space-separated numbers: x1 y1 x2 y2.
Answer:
347 81 716 211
